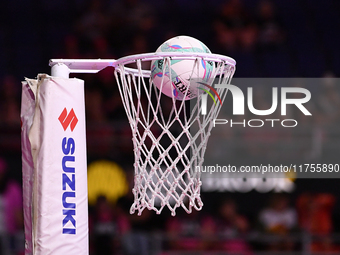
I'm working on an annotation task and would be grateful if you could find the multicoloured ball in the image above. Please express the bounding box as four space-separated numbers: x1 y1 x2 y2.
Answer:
151 36 215 101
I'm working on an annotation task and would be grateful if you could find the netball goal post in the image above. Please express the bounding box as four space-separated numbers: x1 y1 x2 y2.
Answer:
21 53 235 254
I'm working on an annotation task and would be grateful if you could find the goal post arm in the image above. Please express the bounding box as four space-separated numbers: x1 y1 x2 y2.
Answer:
50 59 116 78
49 53 236 78
49 58 152 78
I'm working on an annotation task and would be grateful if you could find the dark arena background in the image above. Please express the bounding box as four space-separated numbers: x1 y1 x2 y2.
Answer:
1 0 340 254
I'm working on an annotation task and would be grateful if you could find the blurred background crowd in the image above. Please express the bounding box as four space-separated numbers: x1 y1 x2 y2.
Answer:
1 0 340 254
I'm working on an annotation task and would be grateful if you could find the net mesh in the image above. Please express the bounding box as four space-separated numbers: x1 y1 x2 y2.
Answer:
114 55 235 216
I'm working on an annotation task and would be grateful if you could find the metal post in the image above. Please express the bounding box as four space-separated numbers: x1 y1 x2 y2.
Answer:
51 63 70 78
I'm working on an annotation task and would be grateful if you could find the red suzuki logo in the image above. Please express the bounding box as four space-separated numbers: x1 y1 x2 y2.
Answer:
58 108 78 131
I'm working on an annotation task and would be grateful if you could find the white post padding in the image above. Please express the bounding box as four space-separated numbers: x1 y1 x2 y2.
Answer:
21 74 88 254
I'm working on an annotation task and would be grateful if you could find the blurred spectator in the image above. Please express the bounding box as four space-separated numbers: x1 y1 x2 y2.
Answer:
110 0 154 32
256 0 285 49
59 35 83 59
165 207 215 251
85 86 107 122
116 170 153 255
216 198 253 254
213 0 261 54
259 194 297 233
75 0 111 44
297 192 335 235
259 194 297 251
0 157 23 254
108 0 156 55
239 22 258 52
0 75 21 126
213 19 238 53
90 195 129 255
90 36 116 59
296 192 339 252
218 0 251 30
